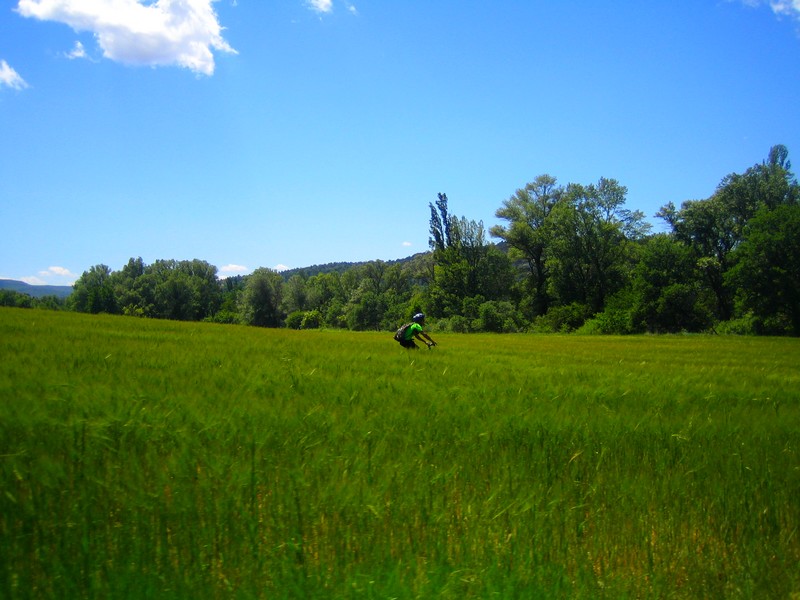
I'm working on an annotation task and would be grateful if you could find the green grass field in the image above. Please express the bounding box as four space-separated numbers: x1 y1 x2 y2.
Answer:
1 307 799 598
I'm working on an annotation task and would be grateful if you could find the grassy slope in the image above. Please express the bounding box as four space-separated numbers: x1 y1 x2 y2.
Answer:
1 308 799 599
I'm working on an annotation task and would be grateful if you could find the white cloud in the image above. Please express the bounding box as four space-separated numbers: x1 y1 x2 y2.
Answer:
65 40 88 60
220 263 248 274
735 0 800 20
770 0 800 18
21 276 47 285
305 1 358 16
20 266 76 285
35 266 76 283
402 241 412 247
16 0 237 76
307 0 332 14
44 266 75 277
0 59 28 90
274 264 289 272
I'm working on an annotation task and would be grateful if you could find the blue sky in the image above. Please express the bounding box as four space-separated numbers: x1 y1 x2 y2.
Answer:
2 1 799 286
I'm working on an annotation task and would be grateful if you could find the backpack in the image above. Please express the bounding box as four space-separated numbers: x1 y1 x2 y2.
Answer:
393 322 412 342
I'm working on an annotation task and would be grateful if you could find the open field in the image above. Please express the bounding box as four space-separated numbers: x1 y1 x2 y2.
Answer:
1 307 799 598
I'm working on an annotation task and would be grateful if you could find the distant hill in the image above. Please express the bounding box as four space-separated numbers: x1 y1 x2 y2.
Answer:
279 261 365 279
277 245 512 280
0 279 73 299
279 252 429 280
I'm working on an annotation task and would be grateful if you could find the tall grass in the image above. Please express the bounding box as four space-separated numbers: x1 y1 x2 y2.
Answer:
1 308 798 598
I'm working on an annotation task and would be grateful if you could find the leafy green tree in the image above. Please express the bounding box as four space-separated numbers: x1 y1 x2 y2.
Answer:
325 299 347 328
327 260 414 330
33 295 67 311
533 302 592 333
657 195 735 320
338 269 362 307
715 144 798 225
282 274 308 315
658 145 798 322
630 234 712 333
131 259 221 321
213 275 245 324
429 260 470 315
477 300 524 333
491 175 561 316
380 290 412 330
154 271 199 321
547 179 647 314
71 264 118 314
462 295 485 323
302 272 343 322
429 192 454 253
473 245 517 302
361 261 388 294
346 287 386 331
453 215 487 276
239 268 284 327
301 310 323 329
180 259 221 319
384 263 413 298
285 311 305 329
109 257 145 315
726 204 800 335
427 193 506 318
0 290 34 308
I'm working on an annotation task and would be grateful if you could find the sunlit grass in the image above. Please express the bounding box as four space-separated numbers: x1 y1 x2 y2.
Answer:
1 308 798 598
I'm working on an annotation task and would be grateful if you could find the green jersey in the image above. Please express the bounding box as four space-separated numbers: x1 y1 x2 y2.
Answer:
403 322 422 341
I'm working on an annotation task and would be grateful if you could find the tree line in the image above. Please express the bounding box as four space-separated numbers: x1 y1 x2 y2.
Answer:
6 145 797 335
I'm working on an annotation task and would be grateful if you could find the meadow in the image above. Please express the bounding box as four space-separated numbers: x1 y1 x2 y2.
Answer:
1 307 798 599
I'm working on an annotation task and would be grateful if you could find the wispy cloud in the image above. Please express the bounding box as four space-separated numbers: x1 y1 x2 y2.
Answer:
734 0 800 21
770 0 800 19
307 0 333 14
274 264 289 272
22 266 77 285
305 1 358 16
402 241 412 247
0 59 28 90
64 40 88 60
21 276 47 285
220 264 248 274
15 0 237 76
43 266 75 277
